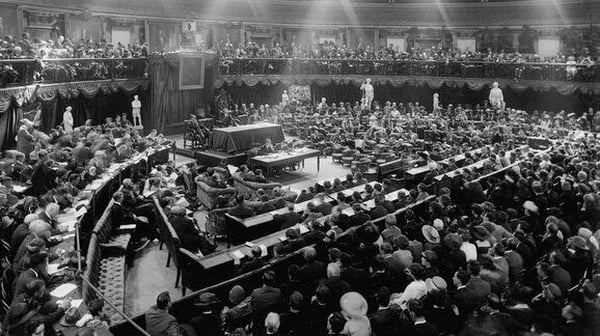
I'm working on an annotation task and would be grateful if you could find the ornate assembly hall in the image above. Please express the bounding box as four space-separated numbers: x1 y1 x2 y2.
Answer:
0 0 598 335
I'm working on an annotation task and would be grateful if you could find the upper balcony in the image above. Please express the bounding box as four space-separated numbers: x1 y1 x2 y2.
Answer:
0 58 148 88
219 58 600 83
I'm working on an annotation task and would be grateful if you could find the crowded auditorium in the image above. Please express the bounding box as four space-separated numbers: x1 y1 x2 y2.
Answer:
0 0 599 335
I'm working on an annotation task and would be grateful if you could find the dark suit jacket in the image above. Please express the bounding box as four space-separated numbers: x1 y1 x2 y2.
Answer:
13 268 47 301
369 205 388 219
250 285 282 313
349 212 370 228
299 260 326 286
10 224 30 255
229 205 254 219
318 277 351 311
452 287 474 317
29 162 55 196
274 212 301 230
111 202 136 232
238 258 266 275
170 215 204 253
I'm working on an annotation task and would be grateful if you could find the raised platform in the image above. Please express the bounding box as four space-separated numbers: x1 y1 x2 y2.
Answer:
185 149 248 167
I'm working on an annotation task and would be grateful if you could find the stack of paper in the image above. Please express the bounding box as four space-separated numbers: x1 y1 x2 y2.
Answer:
12 185 29 193
50 283 77 298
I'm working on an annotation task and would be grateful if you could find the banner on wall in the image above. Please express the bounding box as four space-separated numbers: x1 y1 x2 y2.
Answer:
179 54 205 90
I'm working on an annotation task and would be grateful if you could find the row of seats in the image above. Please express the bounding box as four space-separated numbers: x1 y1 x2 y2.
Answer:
82 195 136 323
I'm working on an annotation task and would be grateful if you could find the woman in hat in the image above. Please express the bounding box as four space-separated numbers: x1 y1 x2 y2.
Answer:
339 292 371 336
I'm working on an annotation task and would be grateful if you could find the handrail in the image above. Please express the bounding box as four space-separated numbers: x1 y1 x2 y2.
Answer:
220 57 588 67
0 57 148 87
80 275 151 336
218 57 600 82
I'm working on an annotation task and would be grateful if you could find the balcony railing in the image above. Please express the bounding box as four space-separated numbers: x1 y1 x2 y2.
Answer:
219 58 600 82
0 58 148 87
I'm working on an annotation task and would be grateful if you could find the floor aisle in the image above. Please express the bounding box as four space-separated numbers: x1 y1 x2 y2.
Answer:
125 132 352 315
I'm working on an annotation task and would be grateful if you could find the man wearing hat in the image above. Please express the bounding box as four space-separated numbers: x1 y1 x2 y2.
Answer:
190 292 222 336
6 279 71 335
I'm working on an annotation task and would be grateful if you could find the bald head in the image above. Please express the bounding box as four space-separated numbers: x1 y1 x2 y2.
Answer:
29 220 51 237
45 203 60 218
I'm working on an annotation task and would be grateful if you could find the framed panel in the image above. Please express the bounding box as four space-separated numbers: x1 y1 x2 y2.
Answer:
179 54 205 90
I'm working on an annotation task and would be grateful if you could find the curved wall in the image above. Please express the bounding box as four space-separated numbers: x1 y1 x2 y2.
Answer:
8 0 600 28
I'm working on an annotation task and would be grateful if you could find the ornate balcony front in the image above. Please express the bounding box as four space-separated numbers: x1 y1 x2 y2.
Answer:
219 58 599 83
0 58 148 88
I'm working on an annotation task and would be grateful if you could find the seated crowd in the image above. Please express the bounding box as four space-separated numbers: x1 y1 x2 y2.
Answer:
217 40 597 66
145 127 600 336
0 112 172 334
1 33 148 59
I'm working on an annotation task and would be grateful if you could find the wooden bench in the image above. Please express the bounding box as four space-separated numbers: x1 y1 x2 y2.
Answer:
83 232 128 323
92 198 135 256
377 158 406 180
153 197 182 289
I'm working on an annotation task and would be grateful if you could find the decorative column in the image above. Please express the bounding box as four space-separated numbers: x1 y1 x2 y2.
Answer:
240 23 245 45
16 6 24 37
374 28 379 49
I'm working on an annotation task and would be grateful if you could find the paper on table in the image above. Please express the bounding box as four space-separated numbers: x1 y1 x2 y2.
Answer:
57 221 76 233
12 185 29 193
50 283 77 298
230 250 245 260
296 224 309 234
62 233 75 240
48 263 66 275
258 244 268 257
57 299 83 308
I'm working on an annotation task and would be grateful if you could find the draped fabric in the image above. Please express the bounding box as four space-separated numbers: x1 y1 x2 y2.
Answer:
221 79 596 113
0 99 21 150
0 79 150 149
39 89 151 132
222 82 289 106
149 53 218 133
216 74 600 97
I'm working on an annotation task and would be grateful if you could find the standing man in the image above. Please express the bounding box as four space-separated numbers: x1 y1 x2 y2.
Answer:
63 106 74 134
360 78 375 110
132 95 142 127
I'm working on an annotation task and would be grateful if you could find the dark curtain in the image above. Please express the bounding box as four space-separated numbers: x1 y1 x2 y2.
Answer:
39 88 150 132
291 82 593 113
0 99 20 150
310 83 362 106
149 53 217 133
222 82 288 106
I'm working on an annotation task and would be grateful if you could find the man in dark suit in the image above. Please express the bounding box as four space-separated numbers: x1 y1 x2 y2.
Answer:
369 287 404 336
318 263 351 312
145 291 179 336
169 206 215 256
112 191 154 249
465 260 492 308
251 271 282 334
13 252 50 302
237 246 266 275
452 268 474 319
273 203 300 230
314 194 332 215
299 247 325 287
28 150 56 196
228 194 254 219
370 195 389 219
349 203 371 228
36 203 59 229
